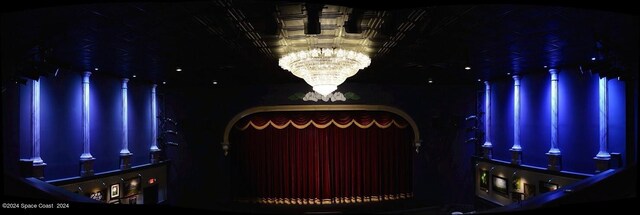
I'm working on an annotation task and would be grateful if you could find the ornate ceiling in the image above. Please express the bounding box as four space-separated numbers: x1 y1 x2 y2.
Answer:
2 1 637 86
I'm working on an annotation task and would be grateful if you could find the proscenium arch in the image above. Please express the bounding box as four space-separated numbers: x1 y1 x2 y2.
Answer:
221 105 421 156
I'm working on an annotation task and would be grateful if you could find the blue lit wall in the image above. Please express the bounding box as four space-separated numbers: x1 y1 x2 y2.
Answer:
490 78 514 162
128 83 152 166
490 69 627 174
520 72 551 168
608 79 626 162
19 72 155 180
39 73 83 179
89 75 121 173
558 70 599 173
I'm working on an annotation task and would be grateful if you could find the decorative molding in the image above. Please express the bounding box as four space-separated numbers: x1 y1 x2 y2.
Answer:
236 119 407 130
222 105 420 156
289 91 360 102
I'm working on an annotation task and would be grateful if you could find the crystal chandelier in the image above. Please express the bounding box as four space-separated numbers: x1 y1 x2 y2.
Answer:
279 48 371 96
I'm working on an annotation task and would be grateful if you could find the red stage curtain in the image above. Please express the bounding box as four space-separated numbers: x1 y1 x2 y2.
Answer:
231 111 413 204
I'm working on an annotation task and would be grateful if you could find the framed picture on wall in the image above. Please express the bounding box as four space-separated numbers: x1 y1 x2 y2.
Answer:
492 175 509 197
524 183 536 199
539 181 559 194
110 183 120 199
479 169 489 191
123 176 141 197
87 189 107 202
512 177 522 193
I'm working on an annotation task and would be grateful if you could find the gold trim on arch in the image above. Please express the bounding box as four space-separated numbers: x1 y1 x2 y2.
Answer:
222 105 420 156
236 119 408 130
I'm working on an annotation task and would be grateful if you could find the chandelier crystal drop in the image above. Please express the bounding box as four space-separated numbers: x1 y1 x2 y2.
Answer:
279 48 371 96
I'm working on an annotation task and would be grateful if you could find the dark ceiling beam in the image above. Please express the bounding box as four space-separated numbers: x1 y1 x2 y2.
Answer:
304 3 324 35
344 8 364 34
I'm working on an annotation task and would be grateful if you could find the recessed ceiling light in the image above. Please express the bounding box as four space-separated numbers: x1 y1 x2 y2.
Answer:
464 66 471 70
617 77 620 80
94 67 99 71
477 79 481 82
132 74 137 78
507 72 511 75
591 57 596 61
543 65 548 68
176 68 182 72
212 80 218 85
428 78 433 84
162 81 166 85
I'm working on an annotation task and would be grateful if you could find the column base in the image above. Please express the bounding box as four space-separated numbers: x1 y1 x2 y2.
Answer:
120 153 133 170
19 159 47 179
482 146 493 159
546 153 562 171
80 158 95 177
510 149 522 165
594 157 611 173
150 150 161 164
33 162 47 180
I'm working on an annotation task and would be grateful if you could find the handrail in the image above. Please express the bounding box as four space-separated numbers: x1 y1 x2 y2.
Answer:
4 172 97 203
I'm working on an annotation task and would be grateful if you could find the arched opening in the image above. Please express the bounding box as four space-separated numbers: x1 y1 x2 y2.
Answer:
225 105 419 204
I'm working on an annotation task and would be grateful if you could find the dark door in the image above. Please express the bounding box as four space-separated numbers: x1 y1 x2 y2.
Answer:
143 184 158 204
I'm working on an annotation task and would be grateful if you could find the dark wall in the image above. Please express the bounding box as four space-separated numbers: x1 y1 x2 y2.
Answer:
489 69 626 174
3 79 21 176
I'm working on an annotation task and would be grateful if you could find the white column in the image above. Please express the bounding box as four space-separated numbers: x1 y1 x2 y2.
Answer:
512 75 522 151
150 84 159 152
483 81 492 148
120 78 131 155
80 72 94 160
596 77 610 158
548 69 561 155
31 79 44 164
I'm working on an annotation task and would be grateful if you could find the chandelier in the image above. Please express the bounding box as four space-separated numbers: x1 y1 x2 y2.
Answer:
279 48 371 96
